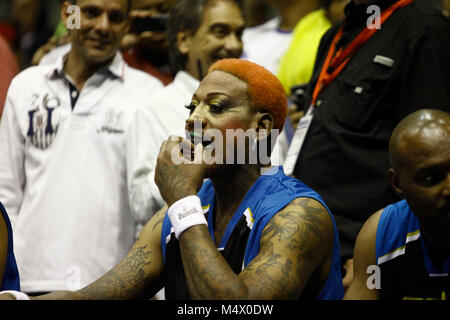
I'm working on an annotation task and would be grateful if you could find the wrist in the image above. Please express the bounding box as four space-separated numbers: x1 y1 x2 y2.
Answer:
167 190 198 207
0 290 30 300
167 195 207 239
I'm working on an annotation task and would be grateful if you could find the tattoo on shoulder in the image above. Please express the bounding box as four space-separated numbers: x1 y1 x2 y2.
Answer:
240 198 329 298
262 198 325 250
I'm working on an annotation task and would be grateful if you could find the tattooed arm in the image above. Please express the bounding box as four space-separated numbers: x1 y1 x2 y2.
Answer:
33 206 168 300
179 197 334 300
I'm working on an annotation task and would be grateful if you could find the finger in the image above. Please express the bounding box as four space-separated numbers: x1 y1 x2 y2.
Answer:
193 142 204 164
159 140 168 155
177 138 195 161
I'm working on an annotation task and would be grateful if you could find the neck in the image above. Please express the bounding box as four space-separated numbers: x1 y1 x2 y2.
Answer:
185 59 203 81
64 50 113 91
210 165 262 222
275 0 321 31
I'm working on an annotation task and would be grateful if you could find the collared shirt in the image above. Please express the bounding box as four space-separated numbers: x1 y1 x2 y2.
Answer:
0 51 163 292
40 42 174 86
293 0 450 259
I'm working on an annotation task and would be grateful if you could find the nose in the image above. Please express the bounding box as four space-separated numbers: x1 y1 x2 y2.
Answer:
185 106 207 132
95 13 110 34
224 33 243 57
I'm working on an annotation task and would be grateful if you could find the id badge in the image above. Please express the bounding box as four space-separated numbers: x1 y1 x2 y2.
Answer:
283 107 314 176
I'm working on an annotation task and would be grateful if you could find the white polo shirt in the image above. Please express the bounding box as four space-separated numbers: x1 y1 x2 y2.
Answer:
0 52 163 292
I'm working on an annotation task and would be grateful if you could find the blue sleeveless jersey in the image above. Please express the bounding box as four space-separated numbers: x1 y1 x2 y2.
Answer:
161 166 344 300
376 200 449 300
1 202 20 291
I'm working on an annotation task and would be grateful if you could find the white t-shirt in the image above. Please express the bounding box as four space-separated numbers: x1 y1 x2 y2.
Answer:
242 18 293 75
0 52 164 292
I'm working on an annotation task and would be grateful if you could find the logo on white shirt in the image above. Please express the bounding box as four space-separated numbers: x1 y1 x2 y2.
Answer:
99 109 124 134
27 93 60 149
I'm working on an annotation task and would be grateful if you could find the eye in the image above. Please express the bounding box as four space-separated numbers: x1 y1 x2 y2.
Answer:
83 6 101 19
209 102 225 114
109 11 125 24
210 25 229 38
416 171 445 187
185 103 197 114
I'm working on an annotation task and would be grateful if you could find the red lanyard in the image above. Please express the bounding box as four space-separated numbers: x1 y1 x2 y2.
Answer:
311 0 414 107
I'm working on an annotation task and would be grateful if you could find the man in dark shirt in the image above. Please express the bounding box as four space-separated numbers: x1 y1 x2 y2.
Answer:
288 0 450 287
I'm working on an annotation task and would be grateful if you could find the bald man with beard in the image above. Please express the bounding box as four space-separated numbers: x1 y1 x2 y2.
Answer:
345 109 450 300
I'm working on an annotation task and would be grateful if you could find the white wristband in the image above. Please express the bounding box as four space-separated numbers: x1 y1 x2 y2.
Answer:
168 195 207 239
0 290 30 300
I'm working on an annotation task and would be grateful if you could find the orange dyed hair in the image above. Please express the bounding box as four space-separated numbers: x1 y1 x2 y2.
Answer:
208 58 288 131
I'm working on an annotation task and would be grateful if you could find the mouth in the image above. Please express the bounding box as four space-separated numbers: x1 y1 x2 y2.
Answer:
187 131 214 149
86 37 111 47
212 51 241 63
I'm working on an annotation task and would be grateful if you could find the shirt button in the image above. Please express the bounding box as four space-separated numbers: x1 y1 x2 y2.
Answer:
71 91 78 99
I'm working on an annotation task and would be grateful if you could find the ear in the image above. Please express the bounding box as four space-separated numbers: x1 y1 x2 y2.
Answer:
388 168 405 199
176 29 191 55
255 112 274 140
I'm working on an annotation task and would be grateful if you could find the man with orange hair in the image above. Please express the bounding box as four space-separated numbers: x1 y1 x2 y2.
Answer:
1 58 344 300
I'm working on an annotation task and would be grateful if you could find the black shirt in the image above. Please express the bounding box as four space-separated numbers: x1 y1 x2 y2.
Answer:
293 0 450 259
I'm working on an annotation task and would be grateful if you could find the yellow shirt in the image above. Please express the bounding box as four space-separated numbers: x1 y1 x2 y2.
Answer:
277 9 332 94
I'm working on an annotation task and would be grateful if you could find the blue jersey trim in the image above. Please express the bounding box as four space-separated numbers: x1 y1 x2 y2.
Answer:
376 200 449 275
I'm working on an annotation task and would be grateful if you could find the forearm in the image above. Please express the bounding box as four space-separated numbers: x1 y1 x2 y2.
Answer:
32 291 85 300
179 226 249 300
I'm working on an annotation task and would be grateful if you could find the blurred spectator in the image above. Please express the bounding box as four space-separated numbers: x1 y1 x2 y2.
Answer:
0 35 19 116
326 0 350 23
10 0 54 69
0 0 163 294
34 0 176 85
277 0 349 96
242 0 276 27
242 0 323 75
120 0 176 85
